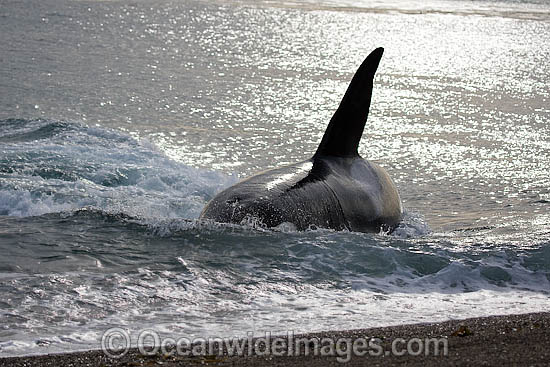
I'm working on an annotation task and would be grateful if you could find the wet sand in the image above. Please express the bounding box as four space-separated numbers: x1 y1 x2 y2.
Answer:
1 312 549 366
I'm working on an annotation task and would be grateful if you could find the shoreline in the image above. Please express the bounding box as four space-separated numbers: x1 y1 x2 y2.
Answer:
1 312 550 366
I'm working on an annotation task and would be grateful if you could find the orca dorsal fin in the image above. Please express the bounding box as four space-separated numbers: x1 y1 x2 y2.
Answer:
314 47 384 158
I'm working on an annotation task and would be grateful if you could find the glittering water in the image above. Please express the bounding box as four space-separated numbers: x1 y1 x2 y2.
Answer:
0 0 549 357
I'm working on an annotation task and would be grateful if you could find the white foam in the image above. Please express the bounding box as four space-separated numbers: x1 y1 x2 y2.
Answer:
391 210 431 238
0 122 237 220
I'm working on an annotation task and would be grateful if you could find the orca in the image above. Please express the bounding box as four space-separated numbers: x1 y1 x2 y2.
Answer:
200 47 402 233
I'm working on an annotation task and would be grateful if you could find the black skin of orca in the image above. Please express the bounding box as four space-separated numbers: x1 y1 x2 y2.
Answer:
200 47 403 233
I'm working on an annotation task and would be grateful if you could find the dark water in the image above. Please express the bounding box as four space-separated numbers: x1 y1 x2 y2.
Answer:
0 0 549 357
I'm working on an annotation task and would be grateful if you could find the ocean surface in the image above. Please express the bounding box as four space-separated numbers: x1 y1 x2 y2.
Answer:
1 0 549 357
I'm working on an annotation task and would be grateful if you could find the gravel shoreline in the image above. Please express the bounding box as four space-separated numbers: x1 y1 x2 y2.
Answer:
1 312 549 366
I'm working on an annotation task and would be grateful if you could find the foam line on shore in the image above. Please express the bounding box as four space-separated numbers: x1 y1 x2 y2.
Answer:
1 312 549 366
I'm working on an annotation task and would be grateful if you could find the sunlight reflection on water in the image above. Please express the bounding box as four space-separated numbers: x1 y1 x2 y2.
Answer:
1 0 549 231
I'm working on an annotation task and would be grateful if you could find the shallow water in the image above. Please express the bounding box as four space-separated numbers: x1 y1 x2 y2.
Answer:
0 0 549 357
